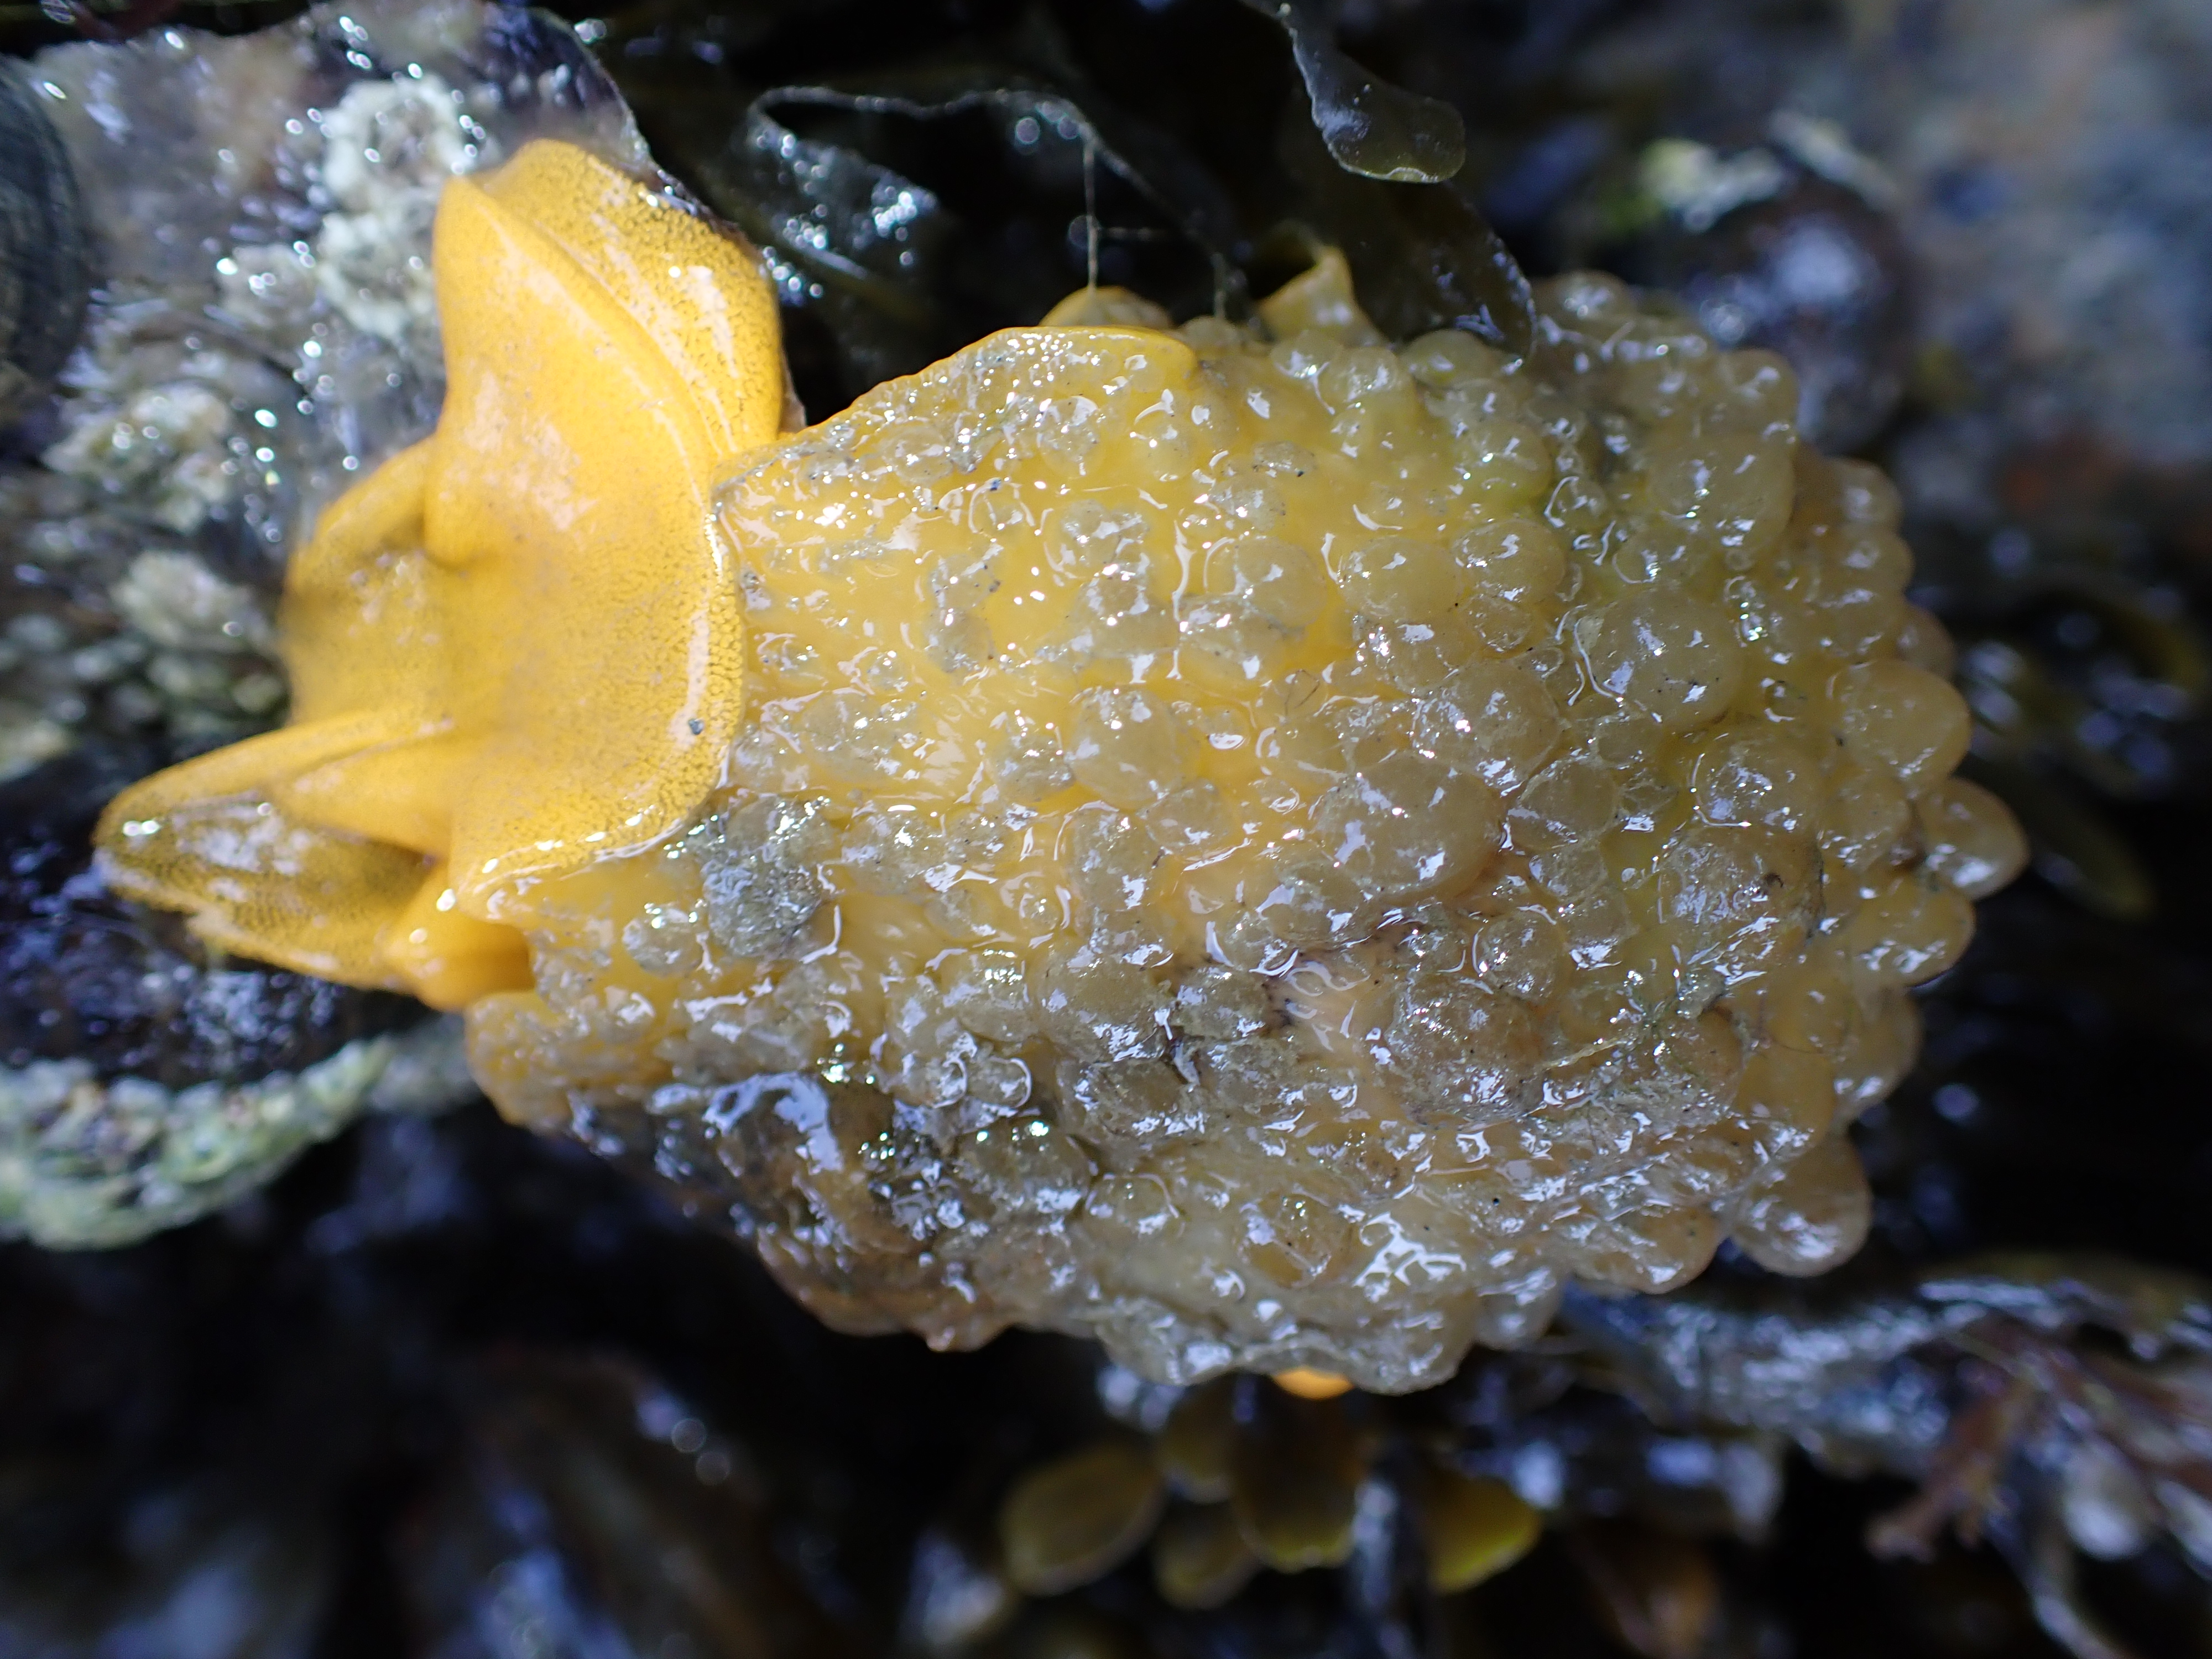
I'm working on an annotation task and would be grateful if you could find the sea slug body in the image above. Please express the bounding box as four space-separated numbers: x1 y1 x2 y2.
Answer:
95 140 2025 1391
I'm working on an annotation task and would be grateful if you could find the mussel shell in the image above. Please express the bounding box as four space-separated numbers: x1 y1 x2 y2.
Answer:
0 60 91 432
1624 172 1911 453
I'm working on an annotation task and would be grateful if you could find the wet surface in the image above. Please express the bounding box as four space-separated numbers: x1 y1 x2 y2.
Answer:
3 1 2212 1653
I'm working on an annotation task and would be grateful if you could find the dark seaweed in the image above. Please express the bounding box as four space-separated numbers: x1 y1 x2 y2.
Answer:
4 1096 2205 1656
596 0 1532 411
1276 105 1535 354
3 2 2212 1656
1240 0 1465 185
701 71 1246 414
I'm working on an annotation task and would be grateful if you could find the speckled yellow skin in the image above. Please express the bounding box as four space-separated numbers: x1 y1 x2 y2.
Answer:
96 141 785 1008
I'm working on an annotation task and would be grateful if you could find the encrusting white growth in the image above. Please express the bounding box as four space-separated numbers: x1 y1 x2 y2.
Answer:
0 1018 474 1249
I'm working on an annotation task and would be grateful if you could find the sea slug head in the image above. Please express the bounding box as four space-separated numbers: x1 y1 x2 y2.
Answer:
93 138 786 1010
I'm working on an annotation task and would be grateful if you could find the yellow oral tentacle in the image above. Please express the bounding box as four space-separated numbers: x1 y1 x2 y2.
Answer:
98 712 437 988
95 138 785 1006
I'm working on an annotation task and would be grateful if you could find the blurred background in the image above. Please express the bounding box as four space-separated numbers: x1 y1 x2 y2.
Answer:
3 1 2212 1654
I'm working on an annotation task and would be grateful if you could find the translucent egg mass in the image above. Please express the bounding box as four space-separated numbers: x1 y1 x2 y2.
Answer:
98 142 2025 1391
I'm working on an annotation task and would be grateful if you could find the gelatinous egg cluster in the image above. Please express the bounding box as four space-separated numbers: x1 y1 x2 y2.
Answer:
466 263 2022 1391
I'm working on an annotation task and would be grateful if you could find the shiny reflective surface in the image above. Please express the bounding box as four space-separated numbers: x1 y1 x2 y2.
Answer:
90 132 2023 1385
96 139 785 1008
1 0 2208 1651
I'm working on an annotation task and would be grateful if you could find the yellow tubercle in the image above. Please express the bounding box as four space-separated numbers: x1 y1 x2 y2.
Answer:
1038 285 1175 330
94 139 784 1009
1271 1368 1357 1401
1255 247 1387 346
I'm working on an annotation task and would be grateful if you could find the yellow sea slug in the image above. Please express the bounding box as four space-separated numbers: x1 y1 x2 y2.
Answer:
98 138 784 1010
96 139 2026 1390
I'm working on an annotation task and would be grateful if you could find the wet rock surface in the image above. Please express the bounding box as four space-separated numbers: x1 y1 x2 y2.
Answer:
0 0 650 1246
0 1102 2205 1658
0 0 645 785
0 742 465 1245
2 0 2211 1653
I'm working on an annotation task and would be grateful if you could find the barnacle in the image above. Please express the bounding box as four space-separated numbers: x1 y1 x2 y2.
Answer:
94 139 2024 1391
